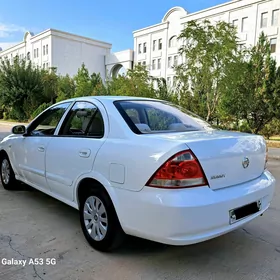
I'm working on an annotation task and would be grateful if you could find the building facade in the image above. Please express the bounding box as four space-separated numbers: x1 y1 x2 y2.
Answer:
133 0 280 87
0 29 112 80
0 0 279 83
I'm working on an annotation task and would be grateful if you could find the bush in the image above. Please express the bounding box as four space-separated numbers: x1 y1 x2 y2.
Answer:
31 103 51 120
239 121 252 133
8 108 27 121
260 119 280 139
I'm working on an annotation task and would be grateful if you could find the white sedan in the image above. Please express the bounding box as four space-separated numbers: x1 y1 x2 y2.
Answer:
0 96 276 252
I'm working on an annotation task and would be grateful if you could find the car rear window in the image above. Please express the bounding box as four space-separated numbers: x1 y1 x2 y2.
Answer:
114 100 212 134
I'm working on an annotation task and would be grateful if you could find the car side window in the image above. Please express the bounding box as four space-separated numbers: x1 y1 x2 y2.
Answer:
28 102 72 136
59 101 104 138
125 108 140 124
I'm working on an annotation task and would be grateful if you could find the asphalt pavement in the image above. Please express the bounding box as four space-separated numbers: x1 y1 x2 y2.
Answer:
0 123 279 280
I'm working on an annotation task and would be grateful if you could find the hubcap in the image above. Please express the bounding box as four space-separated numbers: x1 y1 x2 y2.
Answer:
1 159 10 185
83 196 108 241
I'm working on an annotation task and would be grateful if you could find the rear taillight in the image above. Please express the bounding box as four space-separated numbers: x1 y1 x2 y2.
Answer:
146 150 208 189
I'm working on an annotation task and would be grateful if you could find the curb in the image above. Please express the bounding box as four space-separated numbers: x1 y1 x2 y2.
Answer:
0 122 28 127
268 155 280 160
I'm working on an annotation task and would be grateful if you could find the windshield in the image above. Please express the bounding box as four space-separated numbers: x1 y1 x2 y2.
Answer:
114 100 213 134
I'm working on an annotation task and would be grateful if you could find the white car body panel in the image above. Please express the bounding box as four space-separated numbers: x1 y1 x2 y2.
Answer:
45 137 105 201
144 130 267 190
0 96 276 246
16 136 51 190
114 170 275 245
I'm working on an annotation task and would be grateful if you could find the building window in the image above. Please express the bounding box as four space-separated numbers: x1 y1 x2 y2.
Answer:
142 61 146 66
152 59 156 70
174 55 178 67
36 48 39 58
238 43 245 51
272 9 279 26
157 58 161 69
43 63 45 69
43 45 46 55
232 19 238 28
153 40 156 51
27 52 30 60
173 76 177 87
46 62 49 69
241 17 248 32
158 39 162 50
34 49 36 58
46 44 48 55
270 38 277 53
261 12 268 28
138 43 142 54
169 36 177 48
167 77 171 85
143 43 147 53
168 56 172 68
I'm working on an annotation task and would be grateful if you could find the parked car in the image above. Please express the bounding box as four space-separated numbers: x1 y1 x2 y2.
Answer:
0 96 276 252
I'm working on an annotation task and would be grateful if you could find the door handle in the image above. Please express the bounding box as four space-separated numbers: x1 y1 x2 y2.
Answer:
38 146 45 152
79 149 91 158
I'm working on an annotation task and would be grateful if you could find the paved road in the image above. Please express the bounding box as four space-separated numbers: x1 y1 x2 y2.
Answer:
0 125 280 280
268 148 280 159
0 125 12 141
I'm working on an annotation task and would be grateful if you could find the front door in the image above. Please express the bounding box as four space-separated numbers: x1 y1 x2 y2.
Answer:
15 102 72 190
45 101 106 201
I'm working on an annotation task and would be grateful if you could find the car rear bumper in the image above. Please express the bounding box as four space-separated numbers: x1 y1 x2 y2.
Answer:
115 170 276 245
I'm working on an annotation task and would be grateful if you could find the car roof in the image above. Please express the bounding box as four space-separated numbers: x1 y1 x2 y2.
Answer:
60 96 161 104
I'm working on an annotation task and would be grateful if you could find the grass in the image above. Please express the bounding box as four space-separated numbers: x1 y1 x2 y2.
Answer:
0 119 28 124
0 119 20 123
269 136 280 141
266 140 280 148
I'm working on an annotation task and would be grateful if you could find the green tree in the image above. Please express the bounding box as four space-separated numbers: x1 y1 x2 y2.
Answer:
73 63 94 97
0 56 44 120
153 77 178 103
90 72 107 96
56 74 75 102
42 67 58 104
106 64 155 97
175 19 240 122
220 32 280 134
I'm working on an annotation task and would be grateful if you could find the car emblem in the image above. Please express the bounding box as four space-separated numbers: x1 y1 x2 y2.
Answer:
242 157 250 169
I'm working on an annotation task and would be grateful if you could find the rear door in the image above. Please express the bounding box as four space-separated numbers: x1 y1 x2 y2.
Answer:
45 101 107 201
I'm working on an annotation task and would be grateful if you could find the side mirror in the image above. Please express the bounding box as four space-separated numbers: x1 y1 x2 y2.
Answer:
11 125 26 135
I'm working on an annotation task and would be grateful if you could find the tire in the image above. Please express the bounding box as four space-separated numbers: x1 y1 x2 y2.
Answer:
79 187 125 252
0 154 18 190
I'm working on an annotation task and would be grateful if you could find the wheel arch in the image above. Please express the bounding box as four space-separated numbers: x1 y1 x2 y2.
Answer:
0 149 8 159
75 176 125 229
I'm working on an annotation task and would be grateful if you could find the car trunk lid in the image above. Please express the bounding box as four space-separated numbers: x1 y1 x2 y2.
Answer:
147 130 267 190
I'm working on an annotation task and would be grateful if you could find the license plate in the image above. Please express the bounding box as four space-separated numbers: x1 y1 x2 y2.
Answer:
229 200 261 224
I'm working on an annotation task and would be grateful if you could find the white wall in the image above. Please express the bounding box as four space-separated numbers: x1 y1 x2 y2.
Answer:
133 0 280 81
0 29 112 81
51 35 109 79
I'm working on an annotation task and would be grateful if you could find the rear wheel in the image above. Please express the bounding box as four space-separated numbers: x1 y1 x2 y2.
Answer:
0 154 18 190
79 187 125 252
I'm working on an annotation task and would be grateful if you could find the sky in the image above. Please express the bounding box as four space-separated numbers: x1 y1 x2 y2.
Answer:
0 0 228 52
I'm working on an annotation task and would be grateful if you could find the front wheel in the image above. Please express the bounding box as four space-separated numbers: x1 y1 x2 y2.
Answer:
0 154 18 190
79 187 125 252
